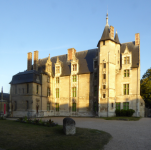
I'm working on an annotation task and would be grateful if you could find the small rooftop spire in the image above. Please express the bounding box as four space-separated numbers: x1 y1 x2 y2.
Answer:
106 12 109 26
116 30 117 34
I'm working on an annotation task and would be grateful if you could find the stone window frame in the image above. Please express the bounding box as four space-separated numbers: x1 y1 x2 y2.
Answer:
36 84 39 94
123 84 129 95
56 103 59 112
47 103 50 111
56 77 59 83
56 88 59 98
47 87 50 97
124 56 130 64
72 103 76 112
103 74 106 79
124 69 130 77
123 102 129 110
72 64 77 71
72 75 77 82
103 85 106 89
103 94 106 98
72 87 77 97
116 102 121 110
56 66 60 74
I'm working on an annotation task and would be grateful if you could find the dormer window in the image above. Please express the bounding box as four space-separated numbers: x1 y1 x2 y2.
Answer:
73 64 77 71
124 57 130 64
56 66 60 73
47 64 51 72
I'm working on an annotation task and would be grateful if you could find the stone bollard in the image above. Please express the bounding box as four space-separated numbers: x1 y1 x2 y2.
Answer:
63 117 76 135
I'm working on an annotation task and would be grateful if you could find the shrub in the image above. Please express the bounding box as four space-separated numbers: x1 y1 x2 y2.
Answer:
115 109 120 116
126 109 135 117
115 109 135 117
120 109 127 116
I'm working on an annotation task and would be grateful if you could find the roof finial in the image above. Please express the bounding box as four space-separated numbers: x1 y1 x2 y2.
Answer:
116 30 117 34
106 9 109 26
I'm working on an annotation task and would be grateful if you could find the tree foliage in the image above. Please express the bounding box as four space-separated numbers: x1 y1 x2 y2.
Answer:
140 68 151 108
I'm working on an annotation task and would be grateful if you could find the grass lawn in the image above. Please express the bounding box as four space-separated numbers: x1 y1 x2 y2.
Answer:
0 120 112 150
101 117 141 121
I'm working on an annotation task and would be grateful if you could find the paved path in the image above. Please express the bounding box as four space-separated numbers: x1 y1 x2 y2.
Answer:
43 117 151 150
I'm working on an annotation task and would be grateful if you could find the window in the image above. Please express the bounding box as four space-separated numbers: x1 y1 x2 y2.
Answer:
103 94 106 98
123 102 129 110
15 85 17 94
73 75 77 82
27 84 29 93
48 64 51 72
111 103 114 108
124 57 130 64
94 102 97 112
103 74 106 79
116 103 120 110
103 85 106 89
94 61 97 68
56 77 59 83
94 86 97 97
47 77 50 83
47 103 50 111
56 88 59 98
36 85 39 94
73 64 77 71
103 63 106 68
94 73 97 80
56 103 59 111
22 88 24 94
19 88 21 94
72 103 76 112
124 70 129 77
14 101 17 111
47 87 50 96
26 101 29 109
56 66 60 73
72 87 76 97
123 84 129 95
103 41 105 45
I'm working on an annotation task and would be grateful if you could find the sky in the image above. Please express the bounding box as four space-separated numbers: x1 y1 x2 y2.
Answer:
0 0 150 93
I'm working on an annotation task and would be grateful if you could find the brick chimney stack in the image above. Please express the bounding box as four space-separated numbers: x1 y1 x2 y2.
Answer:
33 50 39 71
27 52 32 71
110 26 114 40
135 33 140 46
67 48 76 61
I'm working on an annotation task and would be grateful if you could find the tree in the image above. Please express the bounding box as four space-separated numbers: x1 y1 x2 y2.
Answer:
140 68 151 108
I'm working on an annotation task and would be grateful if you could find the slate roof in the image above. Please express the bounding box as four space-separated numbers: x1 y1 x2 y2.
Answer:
120 41 139 68
10 70 41 85
114 32 120 44
97 25 121 46
51 48 98 76
0 93 9 101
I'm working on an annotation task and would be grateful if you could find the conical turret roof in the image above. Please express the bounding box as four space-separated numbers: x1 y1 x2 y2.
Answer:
114 31 120 44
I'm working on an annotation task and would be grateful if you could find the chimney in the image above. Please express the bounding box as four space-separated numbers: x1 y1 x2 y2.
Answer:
33 50 39 71
27 52 32 71
110 26 114 40
67 48 76 61
135 33 140 46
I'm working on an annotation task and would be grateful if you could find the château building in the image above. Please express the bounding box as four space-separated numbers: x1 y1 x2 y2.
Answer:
9 14 145 117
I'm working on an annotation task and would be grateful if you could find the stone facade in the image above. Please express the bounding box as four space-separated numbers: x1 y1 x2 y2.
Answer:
9 14 145 118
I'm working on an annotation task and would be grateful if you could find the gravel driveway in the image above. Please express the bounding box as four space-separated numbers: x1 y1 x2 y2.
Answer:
47 117 151 150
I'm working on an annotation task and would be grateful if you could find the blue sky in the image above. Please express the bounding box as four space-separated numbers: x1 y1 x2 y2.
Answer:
0 0 150 93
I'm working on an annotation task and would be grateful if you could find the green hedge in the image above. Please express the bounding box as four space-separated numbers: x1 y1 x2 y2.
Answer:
115 109 135 117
